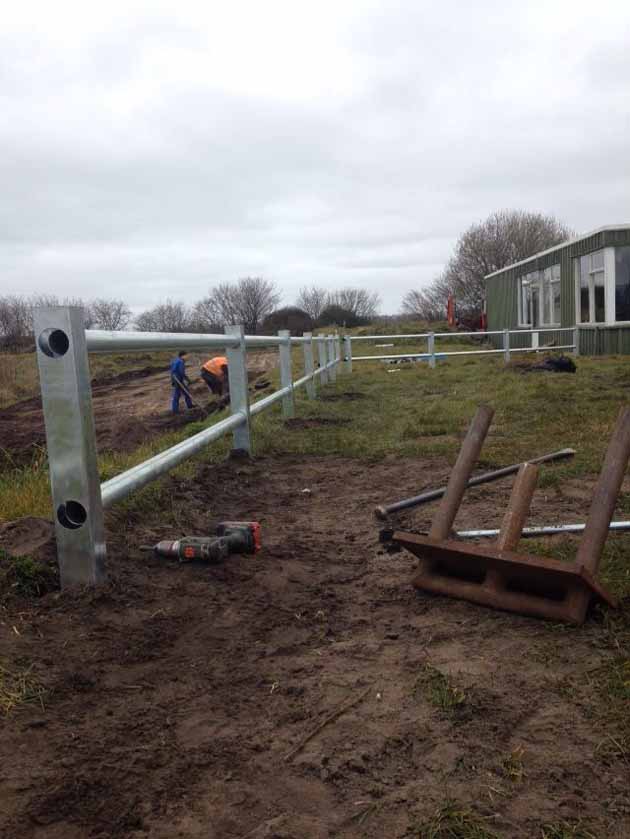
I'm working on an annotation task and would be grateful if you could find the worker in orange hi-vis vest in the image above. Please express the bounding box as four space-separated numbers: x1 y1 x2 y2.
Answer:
200 356 229 396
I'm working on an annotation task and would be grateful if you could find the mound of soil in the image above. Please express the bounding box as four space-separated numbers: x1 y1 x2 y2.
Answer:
1 455 628 838
322 392 366 401
284 417 351 429
509 355 577 374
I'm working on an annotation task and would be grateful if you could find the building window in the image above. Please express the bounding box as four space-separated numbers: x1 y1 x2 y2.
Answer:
575 249 607 324
616 247 630 322
518 264 561 327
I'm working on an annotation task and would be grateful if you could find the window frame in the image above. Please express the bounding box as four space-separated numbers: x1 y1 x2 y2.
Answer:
517 264 561 328
574 247 621 326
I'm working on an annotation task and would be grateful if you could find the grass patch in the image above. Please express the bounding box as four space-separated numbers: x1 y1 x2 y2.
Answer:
0 660 46 714
415 665 466 714
417 800 498 838
501 745 525 783
540 821 597 839
0 550 58 598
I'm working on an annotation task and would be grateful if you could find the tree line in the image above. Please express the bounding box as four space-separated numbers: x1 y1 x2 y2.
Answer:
1 209 573 348
0 280 382 347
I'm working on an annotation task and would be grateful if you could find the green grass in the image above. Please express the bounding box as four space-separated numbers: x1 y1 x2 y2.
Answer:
2 350 630 547
415 665 466 714
417 800 499 838
0 549 57 598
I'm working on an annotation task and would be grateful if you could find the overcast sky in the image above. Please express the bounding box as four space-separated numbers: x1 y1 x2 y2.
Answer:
1 1 629 314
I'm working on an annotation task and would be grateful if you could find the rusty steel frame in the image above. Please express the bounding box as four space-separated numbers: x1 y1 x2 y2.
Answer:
393 406 630 624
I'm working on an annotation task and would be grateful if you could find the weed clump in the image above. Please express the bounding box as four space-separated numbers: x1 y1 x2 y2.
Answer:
541 821 596 839
415 665 466 714
0 548 58 599
0 660 46 714
417 799 498 838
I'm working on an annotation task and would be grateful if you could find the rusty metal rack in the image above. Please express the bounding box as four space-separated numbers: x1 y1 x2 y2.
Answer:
393 405 630 624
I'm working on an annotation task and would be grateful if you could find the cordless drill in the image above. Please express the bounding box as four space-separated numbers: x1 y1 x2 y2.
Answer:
142 522 261 563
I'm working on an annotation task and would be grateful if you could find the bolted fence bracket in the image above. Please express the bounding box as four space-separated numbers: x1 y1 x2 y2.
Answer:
33 306 106 588
225 324 252 453
328 335 337 383
503 329 511 364
344 335 352 373
278 330 295 418
303 332 316 399
428 332 436 369
318 336 329 384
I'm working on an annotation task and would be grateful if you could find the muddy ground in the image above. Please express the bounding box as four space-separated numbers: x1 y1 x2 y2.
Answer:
2 451 629 838
0 353 275 466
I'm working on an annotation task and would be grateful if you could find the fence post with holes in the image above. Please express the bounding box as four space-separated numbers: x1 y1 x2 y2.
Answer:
328 335 337 382
225 324 251 454
428 332 436 369
33 306 106 588
278 330 295 417
344 335 352 373
318 336 329 385
503 329 510 364
573 327 580 356
303 332 316 399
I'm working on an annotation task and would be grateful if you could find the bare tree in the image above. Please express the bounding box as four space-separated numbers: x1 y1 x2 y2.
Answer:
404 210 574 322
91 299 131 331
197 277 281 334
135 300 193 332
328 288 381 320
401 288 445 322
296 286 329 322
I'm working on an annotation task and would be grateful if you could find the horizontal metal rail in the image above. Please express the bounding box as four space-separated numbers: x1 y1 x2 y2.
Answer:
349 327 574 342
456 521 630 539
101 412 246 508
86 329 331 353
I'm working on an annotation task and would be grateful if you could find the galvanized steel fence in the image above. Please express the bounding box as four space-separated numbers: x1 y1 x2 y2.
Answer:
33 307 342 588
343 327 578 370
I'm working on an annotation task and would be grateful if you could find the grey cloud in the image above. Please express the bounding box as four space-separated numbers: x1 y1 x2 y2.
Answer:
1 1 629 312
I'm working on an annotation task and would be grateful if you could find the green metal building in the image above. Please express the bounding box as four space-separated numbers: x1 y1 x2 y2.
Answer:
485 224 630 354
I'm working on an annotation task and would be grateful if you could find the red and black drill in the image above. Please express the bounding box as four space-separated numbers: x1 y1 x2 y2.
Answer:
142 521 261 563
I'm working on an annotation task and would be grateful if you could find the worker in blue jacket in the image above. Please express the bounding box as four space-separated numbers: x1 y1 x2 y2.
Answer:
170 350 194 414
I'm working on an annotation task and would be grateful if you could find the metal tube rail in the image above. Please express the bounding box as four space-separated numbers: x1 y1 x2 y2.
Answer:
249 386 292 416
350 328 574 342
352 345 575 361
86 330 331 353
456 521 630 539
101 411 246 508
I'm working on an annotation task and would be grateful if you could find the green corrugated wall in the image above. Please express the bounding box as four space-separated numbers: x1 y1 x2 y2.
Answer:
485 227 630 355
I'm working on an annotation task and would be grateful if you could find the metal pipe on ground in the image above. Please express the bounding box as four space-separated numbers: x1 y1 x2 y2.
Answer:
374 447 575 519
456 521 630 539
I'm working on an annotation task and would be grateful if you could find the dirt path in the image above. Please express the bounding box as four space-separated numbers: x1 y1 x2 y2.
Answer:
0 352 277 465
1 454 629 838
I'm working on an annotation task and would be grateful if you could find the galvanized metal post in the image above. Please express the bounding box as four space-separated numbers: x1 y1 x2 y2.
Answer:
225 324 251 453
503 329 510 364
344 336 352 373
428 332 436 369
303 332 316 399
33 306 106 588
328 335 337 382
318 336 329 385
573 327 580 356
278 330 295 417
337 336 343 371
